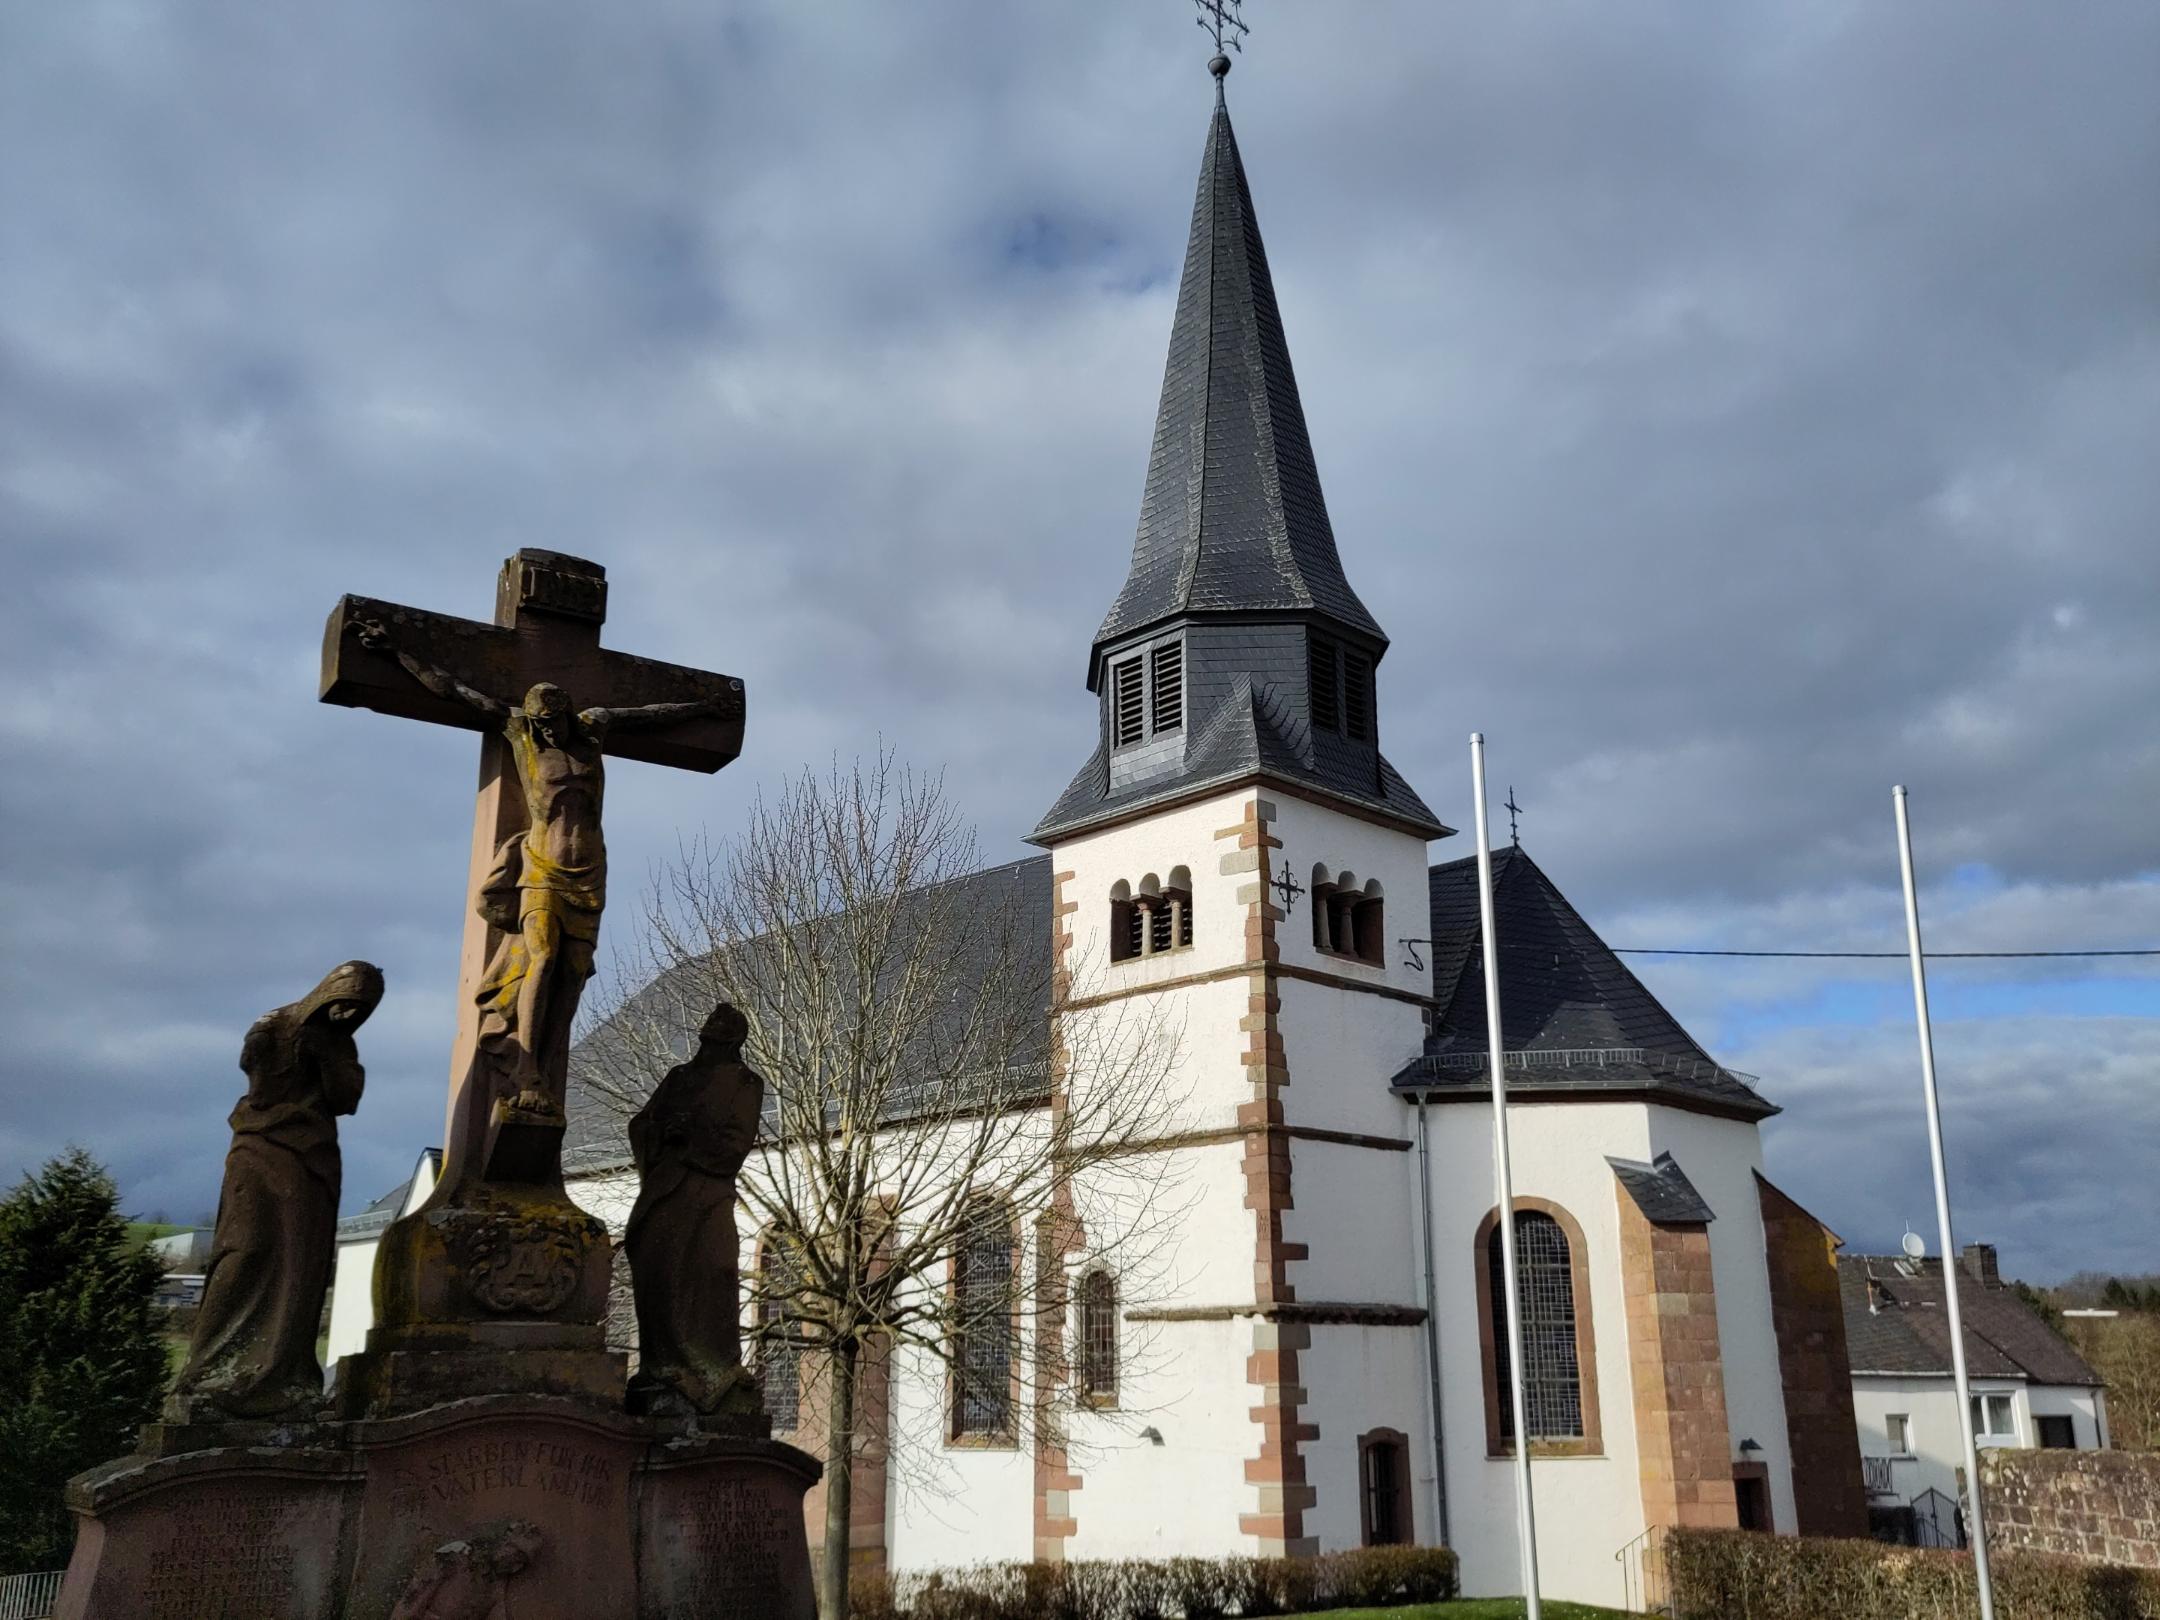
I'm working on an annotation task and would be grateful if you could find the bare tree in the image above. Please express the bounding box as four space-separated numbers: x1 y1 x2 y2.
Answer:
577 756 1187 1619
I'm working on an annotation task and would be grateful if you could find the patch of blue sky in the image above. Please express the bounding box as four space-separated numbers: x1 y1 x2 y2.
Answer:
1707 968 2160 1049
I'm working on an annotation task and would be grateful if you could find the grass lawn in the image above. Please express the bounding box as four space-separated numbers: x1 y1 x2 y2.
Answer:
124 1220 190 1250
1310 1604 1630 1620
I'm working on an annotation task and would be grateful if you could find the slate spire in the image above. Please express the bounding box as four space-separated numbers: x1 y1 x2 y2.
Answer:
1090 71 1383 678
1032 63 1444 847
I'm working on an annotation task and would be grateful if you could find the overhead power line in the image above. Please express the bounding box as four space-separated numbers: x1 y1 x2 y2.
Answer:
1610 947 2160 960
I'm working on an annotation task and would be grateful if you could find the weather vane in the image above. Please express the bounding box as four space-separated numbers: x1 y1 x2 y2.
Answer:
1504 786 1523 847
1195 0 1249 65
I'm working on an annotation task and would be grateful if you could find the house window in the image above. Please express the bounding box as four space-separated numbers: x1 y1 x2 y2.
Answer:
2035 1414 2076 1450
1358 1430 1411 1546
1885 1413 1912 1456
1113 656 1145 748
952 1203 1015 1441
1489 1210 1585 1444
1149 642 1183 735
1971 1393 2016 1442
758 1237 803 1432
1076 1269 1118 1407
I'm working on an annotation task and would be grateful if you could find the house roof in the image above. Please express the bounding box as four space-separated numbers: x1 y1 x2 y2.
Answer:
1391 845 1778 1120
1089 75 1382 673
1839 1254 2102 1387
336 1148 441 1242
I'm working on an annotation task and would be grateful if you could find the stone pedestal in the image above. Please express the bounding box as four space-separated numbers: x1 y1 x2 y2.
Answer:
57 1399 818 1620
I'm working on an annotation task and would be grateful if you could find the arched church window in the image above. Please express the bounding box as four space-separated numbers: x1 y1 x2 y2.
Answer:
951 1200 1016 1442
1358 1429 1412 1546
1076 1268 1119 1407
1477 1203 1601 1455
757 1234 803 1432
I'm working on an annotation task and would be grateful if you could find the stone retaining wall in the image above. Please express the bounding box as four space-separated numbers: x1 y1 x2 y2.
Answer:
1982 1447 2160 1569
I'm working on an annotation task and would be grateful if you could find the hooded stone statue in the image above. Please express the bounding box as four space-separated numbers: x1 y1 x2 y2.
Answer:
171 960 384 1420
625 1002 764 1416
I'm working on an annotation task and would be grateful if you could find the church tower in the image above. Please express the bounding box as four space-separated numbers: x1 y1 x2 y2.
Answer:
1029 53 1450 1562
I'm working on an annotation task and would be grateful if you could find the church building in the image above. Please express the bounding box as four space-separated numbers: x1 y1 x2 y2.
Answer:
333 56 1869 1611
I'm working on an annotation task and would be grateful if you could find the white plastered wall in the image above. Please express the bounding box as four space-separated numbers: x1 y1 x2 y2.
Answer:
1417 1099 1652 1611
1852 1374 2107 1509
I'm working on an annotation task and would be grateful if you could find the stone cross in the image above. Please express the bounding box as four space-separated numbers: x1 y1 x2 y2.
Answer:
321 549 744 1187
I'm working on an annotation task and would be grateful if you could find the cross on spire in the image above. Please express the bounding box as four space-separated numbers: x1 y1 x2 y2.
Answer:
1195 0 1248 68
1505 786 1523 846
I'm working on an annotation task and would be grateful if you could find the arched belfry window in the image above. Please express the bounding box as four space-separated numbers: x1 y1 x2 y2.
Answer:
1076 1268 1118 1408
1313 868 1385 966
1109 869 1192 963
1475 1201 1601 1457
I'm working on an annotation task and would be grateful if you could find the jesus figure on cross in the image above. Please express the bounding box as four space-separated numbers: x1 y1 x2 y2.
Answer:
352 617 726 1122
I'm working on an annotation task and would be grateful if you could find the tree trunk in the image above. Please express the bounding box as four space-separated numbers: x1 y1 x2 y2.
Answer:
818 1336 859 1620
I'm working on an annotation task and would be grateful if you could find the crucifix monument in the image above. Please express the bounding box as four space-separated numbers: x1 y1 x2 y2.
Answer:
319 548 747 1411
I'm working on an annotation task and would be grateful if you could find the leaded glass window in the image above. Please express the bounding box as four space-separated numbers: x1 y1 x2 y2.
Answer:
1488 1210 1584 1443
1077 1269 1118 1405
953 1206 1015 1437
759 1242 802 1431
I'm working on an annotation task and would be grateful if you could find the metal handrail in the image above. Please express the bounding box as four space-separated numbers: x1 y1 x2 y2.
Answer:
0 1571 64 1620
1613 1525 1670 1616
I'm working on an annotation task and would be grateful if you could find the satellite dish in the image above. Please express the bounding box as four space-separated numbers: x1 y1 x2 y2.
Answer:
1901 1229 1927 1260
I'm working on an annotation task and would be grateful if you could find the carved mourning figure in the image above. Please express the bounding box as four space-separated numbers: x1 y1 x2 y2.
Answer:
388 1520 544 1620
351 616 728 1122
625 1002 765 1415
172 960 384 1419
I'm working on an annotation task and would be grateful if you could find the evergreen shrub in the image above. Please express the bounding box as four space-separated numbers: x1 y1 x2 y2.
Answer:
1667 1526 2160 1620
846 1545 1457 1619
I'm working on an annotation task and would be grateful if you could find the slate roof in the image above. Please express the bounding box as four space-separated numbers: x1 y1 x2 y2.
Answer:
1840 1254 2101 1387
1391 845 1778 1120
1092 77 1382 664
563 856 1056 1172
1031 659 1447 844
1608 1152 1718 1224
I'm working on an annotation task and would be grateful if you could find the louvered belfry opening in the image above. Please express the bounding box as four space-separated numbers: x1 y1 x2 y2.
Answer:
1113 656 1145 748
1150 641 1183 733
1308 635 1340 732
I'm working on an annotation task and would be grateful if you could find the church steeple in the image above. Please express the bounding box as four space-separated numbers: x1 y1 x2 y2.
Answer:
1090 64 1383 678
1032 64 1445 847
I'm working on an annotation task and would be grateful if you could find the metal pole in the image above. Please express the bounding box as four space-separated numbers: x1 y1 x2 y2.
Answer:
1415 1094 1451 1547
1893 785 1996 1620
1473 733 1541 1619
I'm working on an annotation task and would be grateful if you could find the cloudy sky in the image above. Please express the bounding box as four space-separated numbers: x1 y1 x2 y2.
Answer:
4 1 2154 1282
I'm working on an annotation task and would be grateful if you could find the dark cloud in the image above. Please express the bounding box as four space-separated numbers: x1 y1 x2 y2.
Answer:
2 2 2153 1279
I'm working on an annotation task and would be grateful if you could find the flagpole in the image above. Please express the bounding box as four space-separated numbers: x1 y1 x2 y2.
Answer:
1893 785 1997 1620
1472 734 1541 1618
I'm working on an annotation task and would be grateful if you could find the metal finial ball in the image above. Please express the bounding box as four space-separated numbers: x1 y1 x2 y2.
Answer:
1209 53 1231 79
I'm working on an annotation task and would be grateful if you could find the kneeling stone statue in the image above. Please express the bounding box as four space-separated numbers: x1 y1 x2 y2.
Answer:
625 1001 765 1418
170 960 383 1421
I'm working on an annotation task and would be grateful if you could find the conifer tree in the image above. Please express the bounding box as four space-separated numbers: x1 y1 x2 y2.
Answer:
0 1147 168 1574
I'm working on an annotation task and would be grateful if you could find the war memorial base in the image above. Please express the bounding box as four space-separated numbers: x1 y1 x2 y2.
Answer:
57 1395 819 1619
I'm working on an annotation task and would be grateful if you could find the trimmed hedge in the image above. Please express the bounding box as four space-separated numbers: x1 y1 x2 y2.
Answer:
1667 1527 2160 1620
851 1546 1458 1620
